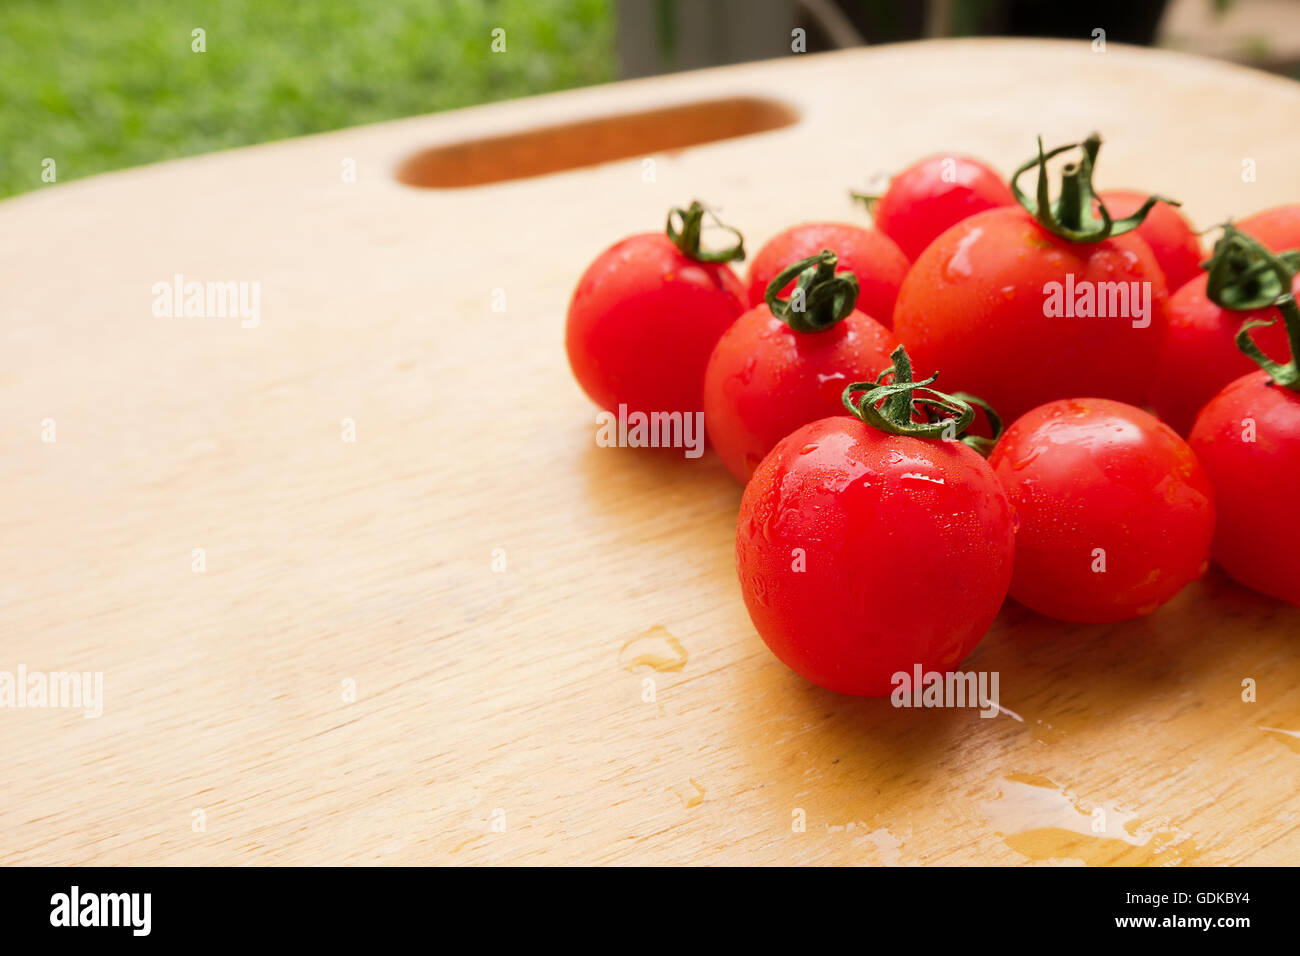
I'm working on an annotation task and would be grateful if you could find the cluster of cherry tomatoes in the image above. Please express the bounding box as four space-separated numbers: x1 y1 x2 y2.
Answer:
565 133 1300 697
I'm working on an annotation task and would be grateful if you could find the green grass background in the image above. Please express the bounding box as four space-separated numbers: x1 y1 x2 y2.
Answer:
0 0 615 199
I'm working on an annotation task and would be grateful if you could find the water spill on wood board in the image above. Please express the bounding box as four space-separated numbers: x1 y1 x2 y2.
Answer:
620 626 688 672
985 773 1198 865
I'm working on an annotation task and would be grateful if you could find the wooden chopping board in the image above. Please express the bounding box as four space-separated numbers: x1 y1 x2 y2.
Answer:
2 38 1298 866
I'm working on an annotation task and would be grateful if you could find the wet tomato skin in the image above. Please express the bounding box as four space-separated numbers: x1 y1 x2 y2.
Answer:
1189 372 1300 606
1150 273 1297 435
736 416 1015 697
704 306 899 482
1099 189 1203 293
1237 203 1300 254
566 233 746 417
746 223 908 328
989 398 1215 623
872 154 1015 261
892 207 1170 424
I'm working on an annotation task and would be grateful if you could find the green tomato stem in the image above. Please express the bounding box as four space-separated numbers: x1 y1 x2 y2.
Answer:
948 391 1004 456
1222 225 1300 392
840 345 999 455
665 201 745 263
1010 133 1179 243
1237 293 1300 392
1203 223 1300 311
765 249 860 334
849 191 881 215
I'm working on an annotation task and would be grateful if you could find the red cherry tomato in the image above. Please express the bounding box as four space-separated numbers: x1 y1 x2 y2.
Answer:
894 135 1172 424
705 251 899 481
1237 203 1300 253
1150 272 1296 435
1187 283 1300 607
735 349 1015 697
746 222 907 328
893 206 1168 423
566 203 746 417
989 398 1215 623
1152 226 1298 435
870 154 1015 261
1189 371 1300 605
1100 188 1203 292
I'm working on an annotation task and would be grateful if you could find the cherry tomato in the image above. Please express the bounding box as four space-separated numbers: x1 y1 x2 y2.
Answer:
1188 290 1300 606
746 222 907 328
1150 254 1296 436
1151 276 1296 435
989 398 1215 623
566 201 746 417
893 135 1171 424
894 207 1167 423
1238 203 1300 253
735 348 1014 697
705 251 899 481
1189 373 1300 605
1100 188 1203 292
869 154 1015 261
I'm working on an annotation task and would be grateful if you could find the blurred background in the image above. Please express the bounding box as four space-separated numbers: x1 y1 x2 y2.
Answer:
4 0 1298 199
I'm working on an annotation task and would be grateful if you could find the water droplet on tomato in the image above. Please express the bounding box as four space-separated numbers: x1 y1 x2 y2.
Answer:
799 443 819 455
900 472 945 485
943 226 984 281
1010 446 1043 469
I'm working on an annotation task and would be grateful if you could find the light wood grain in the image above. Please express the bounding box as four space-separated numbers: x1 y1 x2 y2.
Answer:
2 38 1299 866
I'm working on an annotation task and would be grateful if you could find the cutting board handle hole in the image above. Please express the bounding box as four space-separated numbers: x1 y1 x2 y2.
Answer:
394 96 799 189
